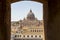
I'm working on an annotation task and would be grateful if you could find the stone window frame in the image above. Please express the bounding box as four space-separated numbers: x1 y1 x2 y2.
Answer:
5 0 48 40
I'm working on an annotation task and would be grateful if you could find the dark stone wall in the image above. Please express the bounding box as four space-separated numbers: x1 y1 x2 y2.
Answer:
0 0 60 40
0 0 11 40
48 0 60 40
0 0 7 40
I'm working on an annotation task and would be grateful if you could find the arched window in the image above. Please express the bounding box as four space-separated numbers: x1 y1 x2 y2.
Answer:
20 35 21 37
39 35 41 37
31 35 33 37
37 30 38 32
15 35 17 37
23 35 25 37
27 35 29 37
35 30 36 32
35 35 37 37
10 0 48 40
31 30 34 32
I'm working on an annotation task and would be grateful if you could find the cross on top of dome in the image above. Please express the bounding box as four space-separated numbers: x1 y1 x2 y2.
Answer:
30 9 32 12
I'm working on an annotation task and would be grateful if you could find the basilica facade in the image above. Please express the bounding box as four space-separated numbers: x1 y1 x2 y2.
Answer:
11 10 45 40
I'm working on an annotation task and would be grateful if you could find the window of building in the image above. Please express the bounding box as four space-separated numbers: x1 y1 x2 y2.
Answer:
27 35 29 37
23 35 25 37
37 30 38 32
35 35 37 37
39 35 41 37
20 35 21 37
18 35 19 37
33 30 34 32
16 31 18 33
15 35 17 37
35 30 36 32
31 35 33 37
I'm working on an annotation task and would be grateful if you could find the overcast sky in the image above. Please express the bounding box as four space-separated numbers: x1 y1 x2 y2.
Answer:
11 1 43 21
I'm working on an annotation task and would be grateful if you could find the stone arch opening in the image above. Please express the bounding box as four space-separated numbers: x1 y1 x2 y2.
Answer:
10 1 46 40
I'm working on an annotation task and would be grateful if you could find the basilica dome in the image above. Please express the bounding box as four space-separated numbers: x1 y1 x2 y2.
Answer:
27 9 35 20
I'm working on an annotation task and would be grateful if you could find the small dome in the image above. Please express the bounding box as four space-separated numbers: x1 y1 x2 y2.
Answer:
27 9 35 20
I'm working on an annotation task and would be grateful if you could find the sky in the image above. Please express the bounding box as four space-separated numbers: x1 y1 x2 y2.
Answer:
11 1 43 21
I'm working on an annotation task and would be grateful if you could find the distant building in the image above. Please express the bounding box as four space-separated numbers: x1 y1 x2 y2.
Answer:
11 10 45 40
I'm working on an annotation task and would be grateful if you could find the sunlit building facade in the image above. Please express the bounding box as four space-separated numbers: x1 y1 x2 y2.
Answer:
11 10 45 40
